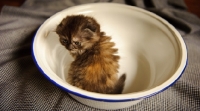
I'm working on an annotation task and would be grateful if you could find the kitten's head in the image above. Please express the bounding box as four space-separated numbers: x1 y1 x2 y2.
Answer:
56 15 101 57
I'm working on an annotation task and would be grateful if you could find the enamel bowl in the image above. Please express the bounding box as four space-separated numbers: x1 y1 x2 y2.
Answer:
32 3 187 110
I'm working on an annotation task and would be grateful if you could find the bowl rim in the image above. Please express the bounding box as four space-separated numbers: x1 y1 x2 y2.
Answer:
32 3 188 102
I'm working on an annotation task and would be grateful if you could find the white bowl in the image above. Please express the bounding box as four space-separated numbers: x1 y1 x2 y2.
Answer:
32 3 187 110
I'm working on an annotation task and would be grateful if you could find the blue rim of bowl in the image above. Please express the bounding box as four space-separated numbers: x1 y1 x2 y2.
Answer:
31 3 188 102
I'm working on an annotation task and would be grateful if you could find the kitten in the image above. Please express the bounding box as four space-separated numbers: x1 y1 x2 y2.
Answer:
56 15 126 94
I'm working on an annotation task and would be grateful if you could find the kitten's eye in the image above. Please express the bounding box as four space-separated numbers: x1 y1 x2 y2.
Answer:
61 39 68 44
74 41 81 46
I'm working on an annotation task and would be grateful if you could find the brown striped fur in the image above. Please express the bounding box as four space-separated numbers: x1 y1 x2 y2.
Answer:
56 15 126 94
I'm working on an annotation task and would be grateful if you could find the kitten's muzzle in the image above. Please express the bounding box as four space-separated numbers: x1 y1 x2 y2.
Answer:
68 44 76 50
69 42 81 49
70 49 78 53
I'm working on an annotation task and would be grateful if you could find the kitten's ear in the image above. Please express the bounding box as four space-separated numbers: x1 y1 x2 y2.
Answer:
57 18 67 29
86 22 97 32
56 19 66 34
85 18 97 32
61 17 68 25
56 24 62 35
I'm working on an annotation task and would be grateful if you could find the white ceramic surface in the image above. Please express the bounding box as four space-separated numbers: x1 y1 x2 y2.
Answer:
32 3 187 110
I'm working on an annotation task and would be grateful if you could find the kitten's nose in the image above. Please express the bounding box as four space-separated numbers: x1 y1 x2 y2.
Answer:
69 44 77 50
68 45 74 50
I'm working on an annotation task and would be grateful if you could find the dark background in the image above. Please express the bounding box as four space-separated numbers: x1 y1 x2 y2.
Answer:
0 0 200 18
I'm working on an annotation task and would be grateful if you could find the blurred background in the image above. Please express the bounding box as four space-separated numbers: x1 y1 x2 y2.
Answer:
0 0 200 18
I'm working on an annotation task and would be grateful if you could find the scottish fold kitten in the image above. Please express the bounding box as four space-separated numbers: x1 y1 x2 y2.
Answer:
56 15 126 94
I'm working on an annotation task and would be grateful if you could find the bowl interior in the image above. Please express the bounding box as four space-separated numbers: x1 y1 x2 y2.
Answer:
33 3 186 100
